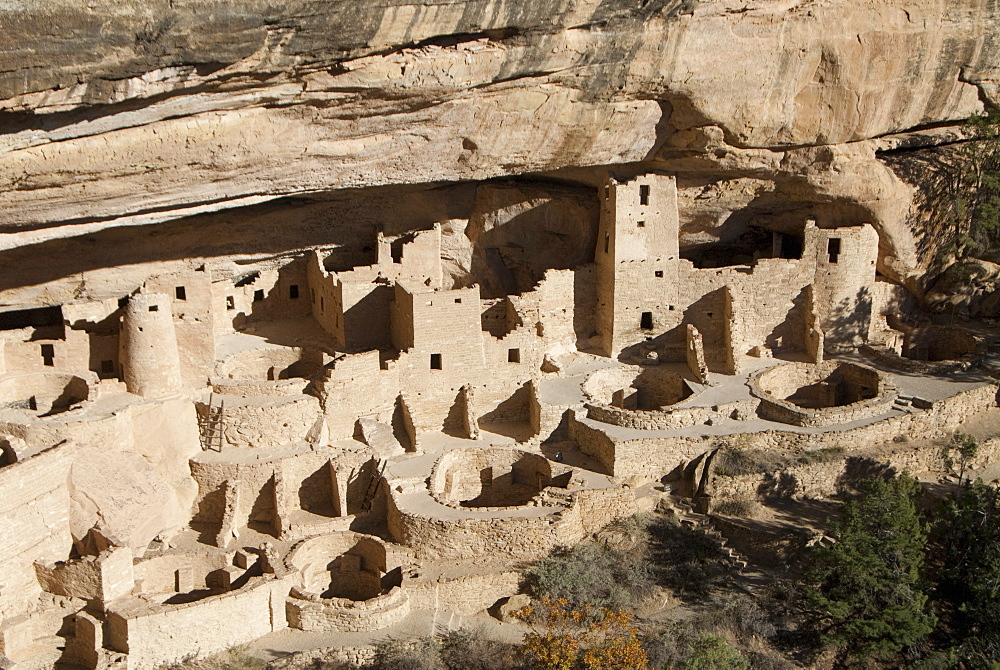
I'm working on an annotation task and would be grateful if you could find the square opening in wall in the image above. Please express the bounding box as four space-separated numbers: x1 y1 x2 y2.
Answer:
148 305 159 312
827 238 841 264
508 348 521 363
637 220 645 228
655 270 664 278
226 296 235 310
40 344 54 367
454 298 462 304
639 184 650 205
118 296 129 309
640 311 653 329
174 286 186 301
289 284 299 299
253 289 264 302
430 353 442 370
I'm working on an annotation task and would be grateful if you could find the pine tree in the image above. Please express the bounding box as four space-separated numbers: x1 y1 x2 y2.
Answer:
806 475 936 661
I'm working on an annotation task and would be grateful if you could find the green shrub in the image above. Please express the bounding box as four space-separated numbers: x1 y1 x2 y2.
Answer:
371 638 444 670
439 628 523 670
647 516 733 598
525 539 653 610
712 496 758 518
675 634 749 670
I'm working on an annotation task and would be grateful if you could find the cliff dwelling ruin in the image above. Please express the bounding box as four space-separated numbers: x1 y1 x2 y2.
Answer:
1 169 998 668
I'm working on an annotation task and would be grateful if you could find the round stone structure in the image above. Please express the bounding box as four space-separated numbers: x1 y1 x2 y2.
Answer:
750 360 897 427
285 531 409 633
581 364 716 430
429 447 552 508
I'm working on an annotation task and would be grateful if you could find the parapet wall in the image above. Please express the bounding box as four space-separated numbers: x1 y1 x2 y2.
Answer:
105 574 294 669
0 443 75 619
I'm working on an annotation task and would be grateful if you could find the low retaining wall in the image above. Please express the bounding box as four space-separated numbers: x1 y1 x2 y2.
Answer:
286 586 409 633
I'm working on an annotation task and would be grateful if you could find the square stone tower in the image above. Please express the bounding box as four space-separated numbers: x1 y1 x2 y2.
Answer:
595 173 681 357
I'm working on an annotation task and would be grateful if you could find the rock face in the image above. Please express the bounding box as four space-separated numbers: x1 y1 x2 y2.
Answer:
0 0 997 252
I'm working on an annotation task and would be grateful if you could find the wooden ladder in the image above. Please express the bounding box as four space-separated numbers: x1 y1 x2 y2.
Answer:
199 394 225 452
362 459 388 511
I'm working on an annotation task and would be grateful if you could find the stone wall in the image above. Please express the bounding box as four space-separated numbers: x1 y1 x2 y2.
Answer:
0 443 75 619
571 383 999 482
286 587 410 633
406 570 521 615
105 574 294 669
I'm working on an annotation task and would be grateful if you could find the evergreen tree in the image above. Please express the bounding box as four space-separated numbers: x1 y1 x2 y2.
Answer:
806 475 935 661
935 476 1000 665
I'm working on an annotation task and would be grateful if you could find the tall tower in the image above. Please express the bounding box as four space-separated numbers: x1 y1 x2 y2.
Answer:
119 292 184 397
595 173 681 357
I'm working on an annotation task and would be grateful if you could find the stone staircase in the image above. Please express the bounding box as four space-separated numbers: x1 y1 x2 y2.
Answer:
671 497 749 573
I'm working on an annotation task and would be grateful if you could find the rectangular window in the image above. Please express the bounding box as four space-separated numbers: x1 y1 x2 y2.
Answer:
40 344 54 367
101 360 115 374
174 286 186 301
289 284 299 299
604 233 610 254
118 296 129 309
253 289 264 302
226 296 235 311
639 184 650 205
827 238 841 264
604 185 610 200
508 348 521 363
148 305 159 312
640 312 653 330
310 288 316 303
430 353 442 370
655 270 663 278
320 296 325 312
637 220 645 228
454 298 462 304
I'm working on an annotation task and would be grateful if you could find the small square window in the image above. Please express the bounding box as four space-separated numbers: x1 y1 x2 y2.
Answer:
655 270 663 278
430 353 442 370
148 305 159 312
289 284 299 299
118 296 129 309
253 289 264 302
508 348 521 363
637 220 645 228
226 296 235 310
454 298 462 304
174 286 186 301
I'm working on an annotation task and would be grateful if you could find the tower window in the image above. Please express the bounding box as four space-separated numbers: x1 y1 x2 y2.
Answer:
118 296 129 309
174 286 186 301
639 184 650 205
310 288 316 303
637 220 645 228
40 344 55 367
320 296 325 312
655 270 663 278
827 238 841 264
253 289 264 302
289 284 299 299
226 296 235 310
430 353 442 370
508 348 521 363
604 233 610 254
604 185 610 200
454 298 462 304
148 305 159 312
640 312 653 330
